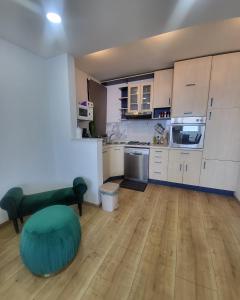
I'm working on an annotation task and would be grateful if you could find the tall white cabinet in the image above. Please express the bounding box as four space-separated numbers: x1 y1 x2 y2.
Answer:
199 53 240 191
172 56 212 117
208 53 240 109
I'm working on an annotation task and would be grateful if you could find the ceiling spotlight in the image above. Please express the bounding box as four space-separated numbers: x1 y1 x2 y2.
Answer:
46 12 62 24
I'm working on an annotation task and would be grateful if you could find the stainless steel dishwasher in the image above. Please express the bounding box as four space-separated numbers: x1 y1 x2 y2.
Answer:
124 147 149 182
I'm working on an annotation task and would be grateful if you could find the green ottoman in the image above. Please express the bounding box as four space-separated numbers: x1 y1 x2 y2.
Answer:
20 205 81 276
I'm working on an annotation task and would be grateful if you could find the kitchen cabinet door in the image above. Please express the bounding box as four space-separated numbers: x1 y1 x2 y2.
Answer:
172 56 212 117
209 53 240 109
128 84 140 113
109 146 124 177
200 159 240 191
107 85 121 123
102 148 110 182
182 151 202 186
153 69 173 108
203 108 240 161
75 68 88 104
168 150 183 183
140 83 153 112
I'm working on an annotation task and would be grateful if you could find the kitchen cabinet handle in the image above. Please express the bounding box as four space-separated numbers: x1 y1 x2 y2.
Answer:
210 97 214 107
209 111 212 120
155 150 163 153
154 171 161 174
203 161 206 169
185 83 196 87
181 152 189 155
180 164 182 171
185 164 188 172
154 161 162 164
169 98 171 105
183 112 192 115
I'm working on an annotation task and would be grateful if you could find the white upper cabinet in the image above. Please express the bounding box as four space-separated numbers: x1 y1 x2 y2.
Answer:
172 56 212 117
153 69 173 108
128 84 141 113
209 53 240 109
75 68 88 104
106 84 121 123
128 81 153 113
140 83 153 112
203 108 240 161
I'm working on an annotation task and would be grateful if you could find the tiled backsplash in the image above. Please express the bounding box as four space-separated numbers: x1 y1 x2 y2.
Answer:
106 120 170 143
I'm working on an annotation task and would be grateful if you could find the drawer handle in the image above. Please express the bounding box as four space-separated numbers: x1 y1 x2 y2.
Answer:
210 97 214 107
154 171 161 174
186 83 196 87
155 150 163 153
183 112 192 115
154 161 162 164
209 111 212 120
181 152 189 155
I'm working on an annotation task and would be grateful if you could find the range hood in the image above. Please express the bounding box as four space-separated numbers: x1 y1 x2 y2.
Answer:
125 112 152 120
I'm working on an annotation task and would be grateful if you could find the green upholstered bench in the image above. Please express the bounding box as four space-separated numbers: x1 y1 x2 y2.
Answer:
20 205 81 277
0 177 87 233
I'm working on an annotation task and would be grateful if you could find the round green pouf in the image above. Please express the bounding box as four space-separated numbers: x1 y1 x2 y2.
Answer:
20 205 81 276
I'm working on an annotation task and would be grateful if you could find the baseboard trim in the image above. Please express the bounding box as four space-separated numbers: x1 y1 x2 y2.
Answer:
148 179 234 196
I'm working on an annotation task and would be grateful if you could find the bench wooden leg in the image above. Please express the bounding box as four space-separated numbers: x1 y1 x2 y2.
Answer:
77 202 82 216
13 219 19 234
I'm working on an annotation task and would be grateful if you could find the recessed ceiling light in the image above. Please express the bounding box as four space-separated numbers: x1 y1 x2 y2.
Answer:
46 12 62 24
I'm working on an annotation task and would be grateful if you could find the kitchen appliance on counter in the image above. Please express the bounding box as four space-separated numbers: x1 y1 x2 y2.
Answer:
77 101 94 121
124 147 149 182
170 117 206 149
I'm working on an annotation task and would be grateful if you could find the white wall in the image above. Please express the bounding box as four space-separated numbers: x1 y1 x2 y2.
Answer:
46 54 103 205
0 43 103 224
0 38 55 223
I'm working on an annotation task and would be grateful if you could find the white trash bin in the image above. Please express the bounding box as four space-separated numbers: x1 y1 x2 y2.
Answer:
100 182 119 212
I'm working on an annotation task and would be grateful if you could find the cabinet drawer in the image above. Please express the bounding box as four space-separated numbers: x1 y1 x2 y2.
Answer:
150 148 168 160
149 167 168 181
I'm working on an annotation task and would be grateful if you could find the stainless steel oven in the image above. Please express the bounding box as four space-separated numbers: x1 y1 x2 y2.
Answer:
170 117 206 149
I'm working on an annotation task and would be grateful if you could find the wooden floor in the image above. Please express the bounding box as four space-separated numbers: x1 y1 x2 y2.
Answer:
1 184 240 300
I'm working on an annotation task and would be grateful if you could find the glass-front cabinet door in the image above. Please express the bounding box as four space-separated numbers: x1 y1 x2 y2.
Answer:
128 84 140 113
141 83 153 112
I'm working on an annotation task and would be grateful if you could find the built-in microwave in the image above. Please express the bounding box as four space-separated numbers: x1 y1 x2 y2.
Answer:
77 102 93 121
170 117 206 149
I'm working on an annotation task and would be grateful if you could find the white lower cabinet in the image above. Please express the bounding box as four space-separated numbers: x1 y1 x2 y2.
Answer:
109 146 124 177
149 148 169 181
168 150 202 186
102 148 110 182
200 159 240 191
102 145 124 181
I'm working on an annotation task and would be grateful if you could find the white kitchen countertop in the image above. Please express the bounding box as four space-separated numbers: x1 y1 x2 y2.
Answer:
103 142 203 151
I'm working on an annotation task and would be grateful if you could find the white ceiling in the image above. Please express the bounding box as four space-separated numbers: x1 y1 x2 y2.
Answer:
0 0 240 59
77 18 240 81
